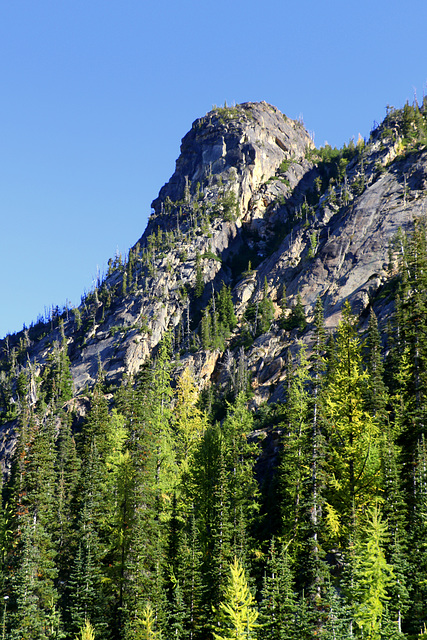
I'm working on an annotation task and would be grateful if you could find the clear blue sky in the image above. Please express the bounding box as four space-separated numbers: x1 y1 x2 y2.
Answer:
1 0 426 338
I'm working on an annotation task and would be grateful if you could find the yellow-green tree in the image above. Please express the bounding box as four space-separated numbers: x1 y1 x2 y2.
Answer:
173 367 207 476
353 506 394 640
124 602 162 640
213 557 258 640
323 302 382 542
74 618 95 640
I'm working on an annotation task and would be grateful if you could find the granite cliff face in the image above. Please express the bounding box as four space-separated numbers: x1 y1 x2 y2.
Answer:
150 102 313 217
1 100 427 454
66 101 316 395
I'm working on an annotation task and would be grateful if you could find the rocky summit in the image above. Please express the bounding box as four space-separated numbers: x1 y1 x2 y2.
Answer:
1 99 427 456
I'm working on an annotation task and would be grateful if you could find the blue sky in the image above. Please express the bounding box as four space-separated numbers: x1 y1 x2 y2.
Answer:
1 0 427 338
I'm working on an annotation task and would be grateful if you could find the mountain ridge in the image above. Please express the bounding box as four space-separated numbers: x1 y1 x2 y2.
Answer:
1 98 427 451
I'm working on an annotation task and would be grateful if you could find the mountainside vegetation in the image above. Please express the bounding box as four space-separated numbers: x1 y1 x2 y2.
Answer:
1 99 427 637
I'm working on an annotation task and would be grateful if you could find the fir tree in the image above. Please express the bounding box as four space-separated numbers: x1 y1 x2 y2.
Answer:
365 308 388 422
258 539 298 640
257 278 275 335
278 344 311 555
8 411 62 639
195 253 204 298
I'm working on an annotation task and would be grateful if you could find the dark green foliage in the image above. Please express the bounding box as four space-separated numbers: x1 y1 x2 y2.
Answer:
258 539 298 640
277 345 311 552
281 293 307 332
200 283 237 350
195 252 204 298
244 278 275 339
41 339 73 408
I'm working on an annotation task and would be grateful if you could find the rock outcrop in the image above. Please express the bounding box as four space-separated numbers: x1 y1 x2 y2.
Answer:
1 99 427 422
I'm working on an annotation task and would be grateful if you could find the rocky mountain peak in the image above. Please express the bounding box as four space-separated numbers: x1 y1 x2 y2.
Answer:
148 101 313 234
1 99 427 441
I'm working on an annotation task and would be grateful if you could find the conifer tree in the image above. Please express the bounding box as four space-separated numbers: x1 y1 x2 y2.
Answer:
201 308 212 350
118 373 163 636
217 284 237 332
221 392 259 558
67 439 110 638
278 344 311 553
352 506 395 640
173 367 206 480
118 339 175 636
124 601 163 640
306 296 328 608
392 219 427 504
8 412 62 639
150 333 177 511
257 278 275 335
213 557 258 640
365 308 388 422
258 539 297 640
55 415 81 595
406 435 427 634
74 619 95 640
42 337 73 408
195 253 204 298
323 302 382 543
188 424 232 633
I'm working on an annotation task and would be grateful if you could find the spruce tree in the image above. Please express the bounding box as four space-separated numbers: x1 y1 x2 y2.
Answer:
221 392 259 559
195 253 204 298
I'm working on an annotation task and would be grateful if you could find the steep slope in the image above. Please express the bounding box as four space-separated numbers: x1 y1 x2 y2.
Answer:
1 100 427 444
3 100 427 640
